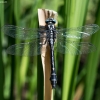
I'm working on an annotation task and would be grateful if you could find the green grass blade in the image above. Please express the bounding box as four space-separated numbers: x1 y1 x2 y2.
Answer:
84 3 100 100
0 1 4 100
13 0 22 99
62 0 89 100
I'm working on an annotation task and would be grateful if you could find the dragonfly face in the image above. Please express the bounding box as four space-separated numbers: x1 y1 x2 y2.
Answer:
2 18 100 88
45 18 56 24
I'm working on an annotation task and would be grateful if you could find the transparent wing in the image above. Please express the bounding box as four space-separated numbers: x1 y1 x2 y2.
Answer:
57 24 100 39
6 39 46 56
56 39 96 55
2 25 47 40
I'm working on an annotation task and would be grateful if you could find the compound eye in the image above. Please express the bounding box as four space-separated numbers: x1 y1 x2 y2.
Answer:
53 20 56 23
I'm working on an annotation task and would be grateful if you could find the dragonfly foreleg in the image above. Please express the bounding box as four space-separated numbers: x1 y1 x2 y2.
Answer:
39 39 47 45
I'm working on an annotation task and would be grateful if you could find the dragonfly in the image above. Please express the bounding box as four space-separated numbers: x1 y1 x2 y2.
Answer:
2 18 100 88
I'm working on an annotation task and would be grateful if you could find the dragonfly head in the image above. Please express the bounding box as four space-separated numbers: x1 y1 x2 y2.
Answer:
45 18 56 24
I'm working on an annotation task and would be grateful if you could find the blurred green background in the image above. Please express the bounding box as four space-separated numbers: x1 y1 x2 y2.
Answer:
0 0 100 100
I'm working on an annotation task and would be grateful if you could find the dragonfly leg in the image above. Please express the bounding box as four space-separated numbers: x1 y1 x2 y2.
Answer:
39 39 47 45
